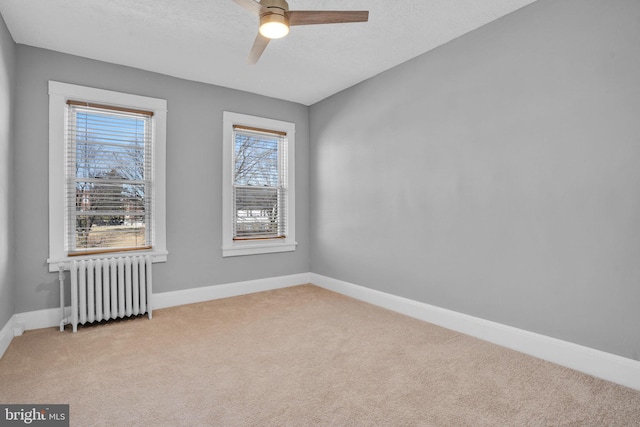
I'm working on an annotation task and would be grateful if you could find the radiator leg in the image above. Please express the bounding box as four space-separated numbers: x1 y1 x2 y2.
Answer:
146 255 153 320
71 261 79 333
58 264 67 332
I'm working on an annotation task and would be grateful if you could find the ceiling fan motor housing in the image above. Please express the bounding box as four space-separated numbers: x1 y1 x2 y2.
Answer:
259 0 289 10
260 0 289 14
259 0 290 38
259 0 289 18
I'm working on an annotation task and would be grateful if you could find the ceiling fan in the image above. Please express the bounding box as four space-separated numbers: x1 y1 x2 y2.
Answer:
232 0 369 64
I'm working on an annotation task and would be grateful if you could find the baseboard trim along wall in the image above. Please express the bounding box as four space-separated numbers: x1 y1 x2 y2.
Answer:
310 273 640 391
3 271 639 392
152 273 311 309
0 315 17 361
14 307 68 332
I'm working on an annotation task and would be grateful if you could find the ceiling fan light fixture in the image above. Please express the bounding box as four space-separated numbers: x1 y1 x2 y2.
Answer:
235 0 369 63
259 13 289 39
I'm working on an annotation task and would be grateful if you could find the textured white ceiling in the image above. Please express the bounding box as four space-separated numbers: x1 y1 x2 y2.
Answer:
0 0 537 105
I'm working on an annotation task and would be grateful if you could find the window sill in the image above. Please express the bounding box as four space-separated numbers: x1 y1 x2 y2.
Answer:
222 241 297 257
47 250 168 272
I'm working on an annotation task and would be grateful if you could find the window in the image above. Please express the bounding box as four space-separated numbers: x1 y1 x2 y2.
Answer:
48 82 167 271
67 102 152 254
222 112 296 257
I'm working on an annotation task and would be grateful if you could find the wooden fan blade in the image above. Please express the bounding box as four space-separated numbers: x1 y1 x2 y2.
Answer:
247 33 270 64
232 0 266 16
287 10 369 26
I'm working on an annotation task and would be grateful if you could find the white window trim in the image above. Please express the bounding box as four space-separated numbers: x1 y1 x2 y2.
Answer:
47 81 168 271
222 111 296 257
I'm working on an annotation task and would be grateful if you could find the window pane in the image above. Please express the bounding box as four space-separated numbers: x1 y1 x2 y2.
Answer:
234 186 283 238
232 128 285 239
74 215 146 250
68 106 152 253
75 111 147 181
234 132 279 186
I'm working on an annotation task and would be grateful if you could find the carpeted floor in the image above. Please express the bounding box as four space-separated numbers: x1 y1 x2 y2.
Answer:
1 284 639 426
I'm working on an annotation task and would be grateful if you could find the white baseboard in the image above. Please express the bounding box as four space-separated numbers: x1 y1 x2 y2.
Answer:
0 315 16 360
310 273 640 391
7 273 312 336
153 273 311 309
15 307 69 332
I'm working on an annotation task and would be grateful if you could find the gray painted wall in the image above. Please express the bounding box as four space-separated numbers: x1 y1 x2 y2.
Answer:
13 46 309 313
309 0 640 360
0 13 16 327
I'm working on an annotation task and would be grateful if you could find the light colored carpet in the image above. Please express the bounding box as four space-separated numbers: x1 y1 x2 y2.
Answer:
1 284 639 426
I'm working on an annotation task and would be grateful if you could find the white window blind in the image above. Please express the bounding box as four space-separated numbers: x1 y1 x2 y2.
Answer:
66 101 153 254
233 125 287 240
